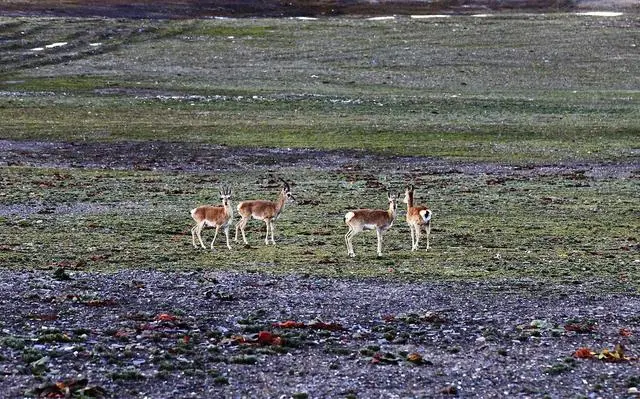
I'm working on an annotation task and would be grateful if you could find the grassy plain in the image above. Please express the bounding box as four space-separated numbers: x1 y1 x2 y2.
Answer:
0 14 638 288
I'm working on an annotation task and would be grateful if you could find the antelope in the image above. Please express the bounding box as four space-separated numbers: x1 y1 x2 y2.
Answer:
234 179 295 245
344 192 399 257
190 186 233 250
403 184 432 251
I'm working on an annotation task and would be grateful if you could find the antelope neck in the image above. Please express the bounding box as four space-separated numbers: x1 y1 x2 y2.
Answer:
407 191 414 208
274 191 287 216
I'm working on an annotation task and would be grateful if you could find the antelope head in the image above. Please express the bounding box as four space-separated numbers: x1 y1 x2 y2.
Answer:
219 185 232 207
279 178 295 203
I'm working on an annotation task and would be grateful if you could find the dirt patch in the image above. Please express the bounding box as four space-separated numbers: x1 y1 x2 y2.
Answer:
1 139 637 180
0 269 638 398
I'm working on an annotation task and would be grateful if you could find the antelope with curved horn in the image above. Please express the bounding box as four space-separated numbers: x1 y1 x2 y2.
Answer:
235 179 295 245
344 192 399 257
403 184 432 251
190 185 233 250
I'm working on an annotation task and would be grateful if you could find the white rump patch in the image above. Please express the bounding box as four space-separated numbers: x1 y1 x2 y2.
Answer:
420 210 432 223
345 212 355 223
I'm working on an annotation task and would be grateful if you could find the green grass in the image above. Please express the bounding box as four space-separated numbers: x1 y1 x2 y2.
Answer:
1 166 637 288
0 14 638 288
0 14 638 163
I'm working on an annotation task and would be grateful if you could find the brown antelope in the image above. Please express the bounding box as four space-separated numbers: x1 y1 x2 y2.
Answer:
403 185 432 251
190 186 233 250
234 179 295 245
344 192 399 257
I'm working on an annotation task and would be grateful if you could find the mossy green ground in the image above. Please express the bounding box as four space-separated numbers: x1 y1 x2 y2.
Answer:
0 14 638 288
1 15 639 162
1 166 638 287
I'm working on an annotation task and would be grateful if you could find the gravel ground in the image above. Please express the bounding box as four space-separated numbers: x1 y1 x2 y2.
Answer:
0 270 639 398
1 139 639 398
1 2 638 397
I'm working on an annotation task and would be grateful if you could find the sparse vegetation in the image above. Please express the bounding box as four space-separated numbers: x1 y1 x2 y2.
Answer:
0 6 638 399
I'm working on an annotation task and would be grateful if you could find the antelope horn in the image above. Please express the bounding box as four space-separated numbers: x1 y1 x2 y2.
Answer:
279 178 290 190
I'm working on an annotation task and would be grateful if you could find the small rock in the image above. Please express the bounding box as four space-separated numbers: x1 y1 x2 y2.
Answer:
440 385 457 395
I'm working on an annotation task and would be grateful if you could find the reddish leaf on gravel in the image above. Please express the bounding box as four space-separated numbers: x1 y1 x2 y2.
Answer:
308 321 343 331
258 331 274 344
619 328 633 337
155 313 178 322
564 320 597 333
382 314 396 323
130 280 145 289
371 352 398 365
406 352 424 365
113 329 133 338
257 331 283 346
273 320 305 329
422 311 447 324
220 335 247 346
574 344 637 362
65 294 81 302
440 385 458 395
85 299 118 307
29 314 58 321
272 320 343 330
573 347 595 359
596 344 635 362
33 377 106 398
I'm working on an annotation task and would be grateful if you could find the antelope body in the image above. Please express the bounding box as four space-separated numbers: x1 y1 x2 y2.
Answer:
190 186 233 250
344 193 398 257
235 179 295 245
403 185 432 251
